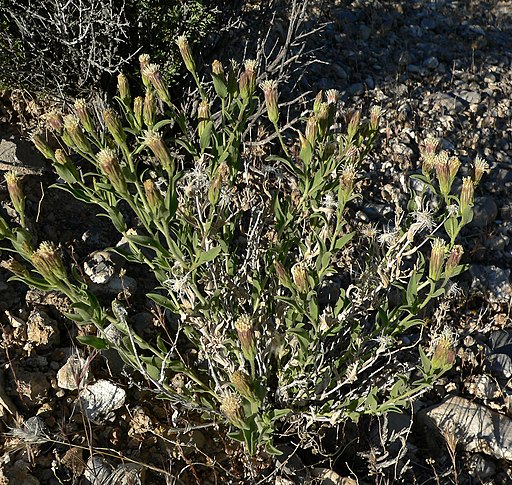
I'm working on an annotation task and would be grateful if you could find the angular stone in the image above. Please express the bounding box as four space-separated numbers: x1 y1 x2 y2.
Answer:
0 137 47 175
79 379 126 422
420 396 512 460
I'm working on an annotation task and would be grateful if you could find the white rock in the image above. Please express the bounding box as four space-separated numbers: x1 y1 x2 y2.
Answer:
420 395 512 460
57 354 91 391
79 379 126 422
83 456 144 485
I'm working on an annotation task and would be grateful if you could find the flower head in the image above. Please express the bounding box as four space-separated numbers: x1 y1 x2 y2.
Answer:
117 73 131 106
142 64 172 106
133 96 143 130
234 314 256 363
230 371 256 401
74 99 96 135
97 148 127 195
176 36 196 73
473 155 490 185
291 262 310 294
5 172 25 220
220 393 246 429
260 79 279 124
32 241 67 283
145 131 173 173
31 134 54 160
103 109 126 147
211 60 227 98
429 238 446 281
63 114 91 153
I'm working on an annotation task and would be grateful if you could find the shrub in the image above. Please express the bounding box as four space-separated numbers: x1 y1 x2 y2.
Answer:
0 0 215 97
1 40 483 456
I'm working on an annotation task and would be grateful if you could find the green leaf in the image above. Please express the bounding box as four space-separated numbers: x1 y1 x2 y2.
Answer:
145 363 161 382
147 293 178 312
271 408 291 421
200 121 213 152
193 246 221 268
334 231 355 251
405 270 421 307
418 345 432 374
77 335 108 350
265 442 283 456
309 298 319 322
152 119 175 131
125 234 169 256
444 216 460 242
287 327 310 350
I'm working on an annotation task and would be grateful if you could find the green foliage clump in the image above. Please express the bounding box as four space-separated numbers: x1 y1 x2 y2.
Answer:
1 41 485 456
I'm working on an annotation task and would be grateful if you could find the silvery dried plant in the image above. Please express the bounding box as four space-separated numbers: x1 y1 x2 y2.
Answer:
0 38 483 456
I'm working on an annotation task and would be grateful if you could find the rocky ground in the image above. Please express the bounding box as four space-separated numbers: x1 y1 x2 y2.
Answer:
0 0 512 483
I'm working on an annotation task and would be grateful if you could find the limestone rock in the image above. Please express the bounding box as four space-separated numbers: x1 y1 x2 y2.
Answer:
420 395 512 460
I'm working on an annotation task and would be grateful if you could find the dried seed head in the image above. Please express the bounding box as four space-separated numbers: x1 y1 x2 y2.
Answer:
274 260 291 288
326 89 340 105
0 257 29 277
313 91 323 115
103 108 126 147
291 262 310 294
133 96 143 130
117 73 131 105
5 171 25 219
143 178 163 212
460 176 474 215
139 54 151 86
211 60 227 99
434 151 452 196
317 102 331 137
142 64 172 106
220 393 246 429
46 111 64 134
230 371 255 401
429 238 446 281
432 328 456 369
473 155 490 184
422 135 440 156
260 79 279 124
54 149 70 166
370 105 382 130
448 157 461 180
234 314 256 363
145 131 173 172
32 241 67 282
176 35 196 73
31 133 54 160
445 245 463 277
305 115 318 145
74 99 95 135
197 100 210 139
97 148 127 195
143 92 157 129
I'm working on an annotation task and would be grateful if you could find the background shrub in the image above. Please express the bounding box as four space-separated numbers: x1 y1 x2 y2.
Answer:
0 41 478 456
0 0 216 98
